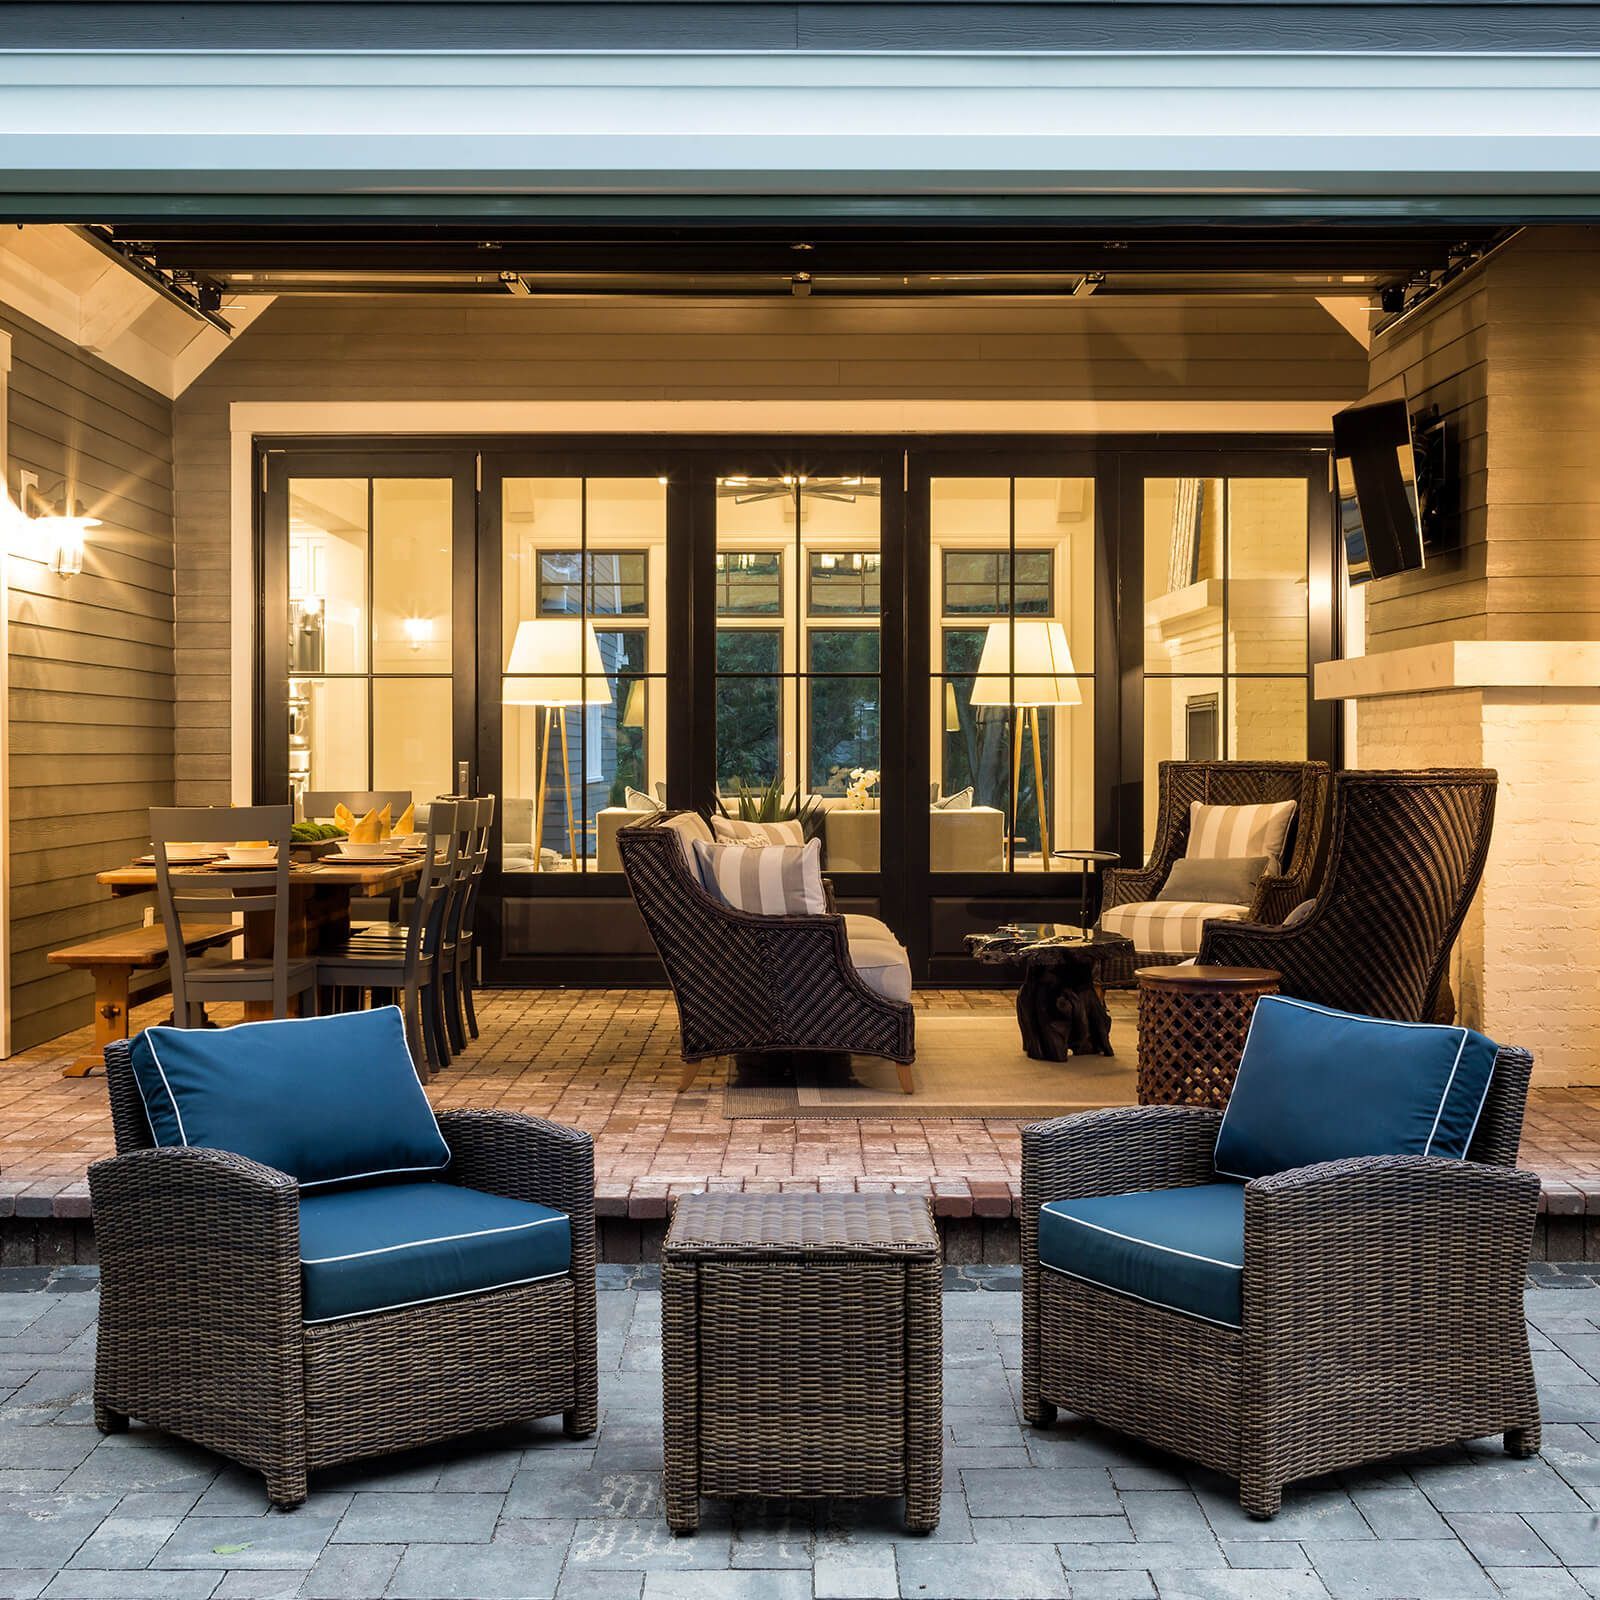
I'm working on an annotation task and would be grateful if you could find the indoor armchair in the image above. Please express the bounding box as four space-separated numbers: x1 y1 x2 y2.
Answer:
90 1009 597 1508
1021 998 1540 1517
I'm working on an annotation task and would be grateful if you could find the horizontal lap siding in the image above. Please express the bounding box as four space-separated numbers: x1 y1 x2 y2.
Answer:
1365 286 1491 654
4 307 175 1051
1365 227 1600 652
172 291 1367 801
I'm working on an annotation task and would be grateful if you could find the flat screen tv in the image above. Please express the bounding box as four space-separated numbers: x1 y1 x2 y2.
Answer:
1333 397 1424 584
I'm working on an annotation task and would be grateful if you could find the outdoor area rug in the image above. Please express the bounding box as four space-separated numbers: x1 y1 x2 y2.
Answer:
718 1008 1138 1120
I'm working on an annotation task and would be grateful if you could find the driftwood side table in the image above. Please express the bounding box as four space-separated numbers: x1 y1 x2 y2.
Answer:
1136 964 1281 1108
661 1191 943 1535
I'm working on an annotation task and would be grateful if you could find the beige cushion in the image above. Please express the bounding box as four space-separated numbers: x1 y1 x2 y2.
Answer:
931 805 1006 873
1099 899 1251 957
846 923 913 1004
712 815 806 847
663 811 713 848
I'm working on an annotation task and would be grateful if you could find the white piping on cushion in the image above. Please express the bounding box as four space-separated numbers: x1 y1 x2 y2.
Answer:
301 1212 565 1264
1039 1260 1242 1331
1042 1203 1241 1271
300 1268 568 1326
1424 1029 1472 1157
140 1031 188 1146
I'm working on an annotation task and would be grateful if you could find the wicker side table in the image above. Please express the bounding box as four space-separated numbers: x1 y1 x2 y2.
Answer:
1136 965 1280 1108
661 1191 942 1535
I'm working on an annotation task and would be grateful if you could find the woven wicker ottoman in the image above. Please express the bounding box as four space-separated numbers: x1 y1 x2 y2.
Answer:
1136 964 1280 1107
661 1191 943 1535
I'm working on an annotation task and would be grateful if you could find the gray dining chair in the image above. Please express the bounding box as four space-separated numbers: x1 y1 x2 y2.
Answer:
453 794 495 1042
435 795 492 1052
301 790 415 923
150 805 318 1023
299 789 412 824
318 799 460 1075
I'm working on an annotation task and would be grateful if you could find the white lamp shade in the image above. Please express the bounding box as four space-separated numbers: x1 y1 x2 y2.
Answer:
968 621 1083 707
502 619 614 706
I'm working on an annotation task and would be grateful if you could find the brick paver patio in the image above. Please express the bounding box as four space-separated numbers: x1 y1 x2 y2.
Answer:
5 988 1600 1241
6 1266 1600 1598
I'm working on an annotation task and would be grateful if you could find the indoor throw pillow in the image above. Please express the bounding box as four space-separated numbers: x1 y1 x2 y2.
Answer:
691 837 828 915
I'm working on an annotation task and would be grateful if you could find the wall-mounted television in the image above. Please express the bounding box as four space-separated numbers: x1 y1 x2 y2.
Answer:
1333 397 1424 585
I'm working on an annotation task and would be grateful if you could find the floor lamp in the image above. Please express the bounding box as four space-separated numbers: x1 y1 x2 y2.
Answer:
503 619 612 868
969 620 1081 868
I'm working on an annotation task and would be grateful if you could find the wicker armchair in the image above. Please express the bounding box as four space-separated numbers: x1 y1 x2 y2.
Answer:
90 1040 598 1509
1021 1044 1540 1517
1199 768 1495 1022
618 811 915 1094
1099 760 1330 985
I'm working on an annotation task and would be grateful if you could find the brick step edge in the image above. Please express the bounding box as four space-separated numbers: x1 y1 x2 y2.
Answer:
2 1212 1592 1269
5 1175 1597 1225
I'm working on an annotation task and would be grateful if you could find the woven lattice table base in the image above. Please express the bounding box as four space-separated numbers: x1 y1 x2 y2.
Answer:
1136 968 1279 1108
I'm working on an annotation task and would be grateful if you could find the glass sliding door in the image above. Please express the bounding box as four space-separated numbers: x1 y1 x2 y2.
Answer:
261 453 474 813
714 470 886 876
1138 470 1318 853
927 475 1097 873
499 475 668 874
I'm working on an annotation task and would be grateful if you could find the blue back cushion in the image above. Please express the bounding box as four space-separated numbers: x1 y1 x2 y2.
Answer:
1214 996 1499 1181
128 1007 450 1190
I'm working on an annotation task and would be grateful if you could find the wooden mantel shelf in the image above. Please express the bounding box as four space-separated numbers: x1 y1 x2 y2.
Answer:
1316 641 1600 702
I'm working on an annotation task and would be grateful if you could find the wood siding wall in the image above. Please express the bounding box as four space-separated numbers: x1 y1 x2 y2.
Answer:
1365 281 1491 653
172 292 1368 801
1364 225 1600 652
2 307 175 1051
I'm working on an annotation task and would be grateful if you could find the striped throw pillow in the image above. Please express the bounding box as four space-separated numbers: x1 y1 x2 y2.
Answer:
691 838 828 916
712 815 807 847
1185 800 1296 875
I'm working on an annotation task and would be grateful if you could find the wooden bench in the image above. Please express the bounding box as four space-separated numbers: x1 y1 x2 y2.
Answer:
48 924 241 1077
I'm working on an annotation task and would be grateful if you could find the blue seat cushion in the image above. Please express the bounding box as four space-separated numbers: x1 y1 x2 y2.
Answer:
128 1007 450 1190
1038 1183 1244 1329
298 1181 571 1324
1214 996 1500 1181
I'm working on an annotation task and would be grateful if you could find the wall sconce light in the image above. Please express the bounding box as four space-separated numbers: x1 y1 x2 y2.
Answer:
401 615 435 652
16 472 99 580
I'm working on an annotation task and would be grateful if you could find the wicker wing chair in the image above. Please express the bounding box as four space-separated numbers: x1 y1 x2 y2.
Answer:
90 1038 598 1509
1200 768 1495 1022
618 811 915 1094
1021 1042 1540 1518
1099 760 1330 985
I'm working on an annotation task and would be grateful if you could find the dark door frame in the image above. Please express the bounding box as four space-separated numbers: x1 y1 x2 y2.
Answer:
254 430 1338 987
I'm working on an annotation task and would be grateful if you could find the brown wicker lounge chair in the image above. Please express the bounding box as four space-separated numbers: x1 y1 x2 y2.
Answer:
618 810 915 1094
90 1038 598 1508
1098 760 1330 985
1022 1040 1540 1518
1200 768 1495 1022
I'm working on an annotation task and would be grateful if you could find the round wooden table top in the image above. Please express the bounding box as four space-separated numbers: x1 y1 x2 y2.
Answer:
1135 964 1281 991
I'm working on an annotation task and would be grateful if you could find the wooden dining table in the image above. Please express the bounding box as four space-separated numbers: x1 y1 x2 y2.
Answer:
96 855 427 1021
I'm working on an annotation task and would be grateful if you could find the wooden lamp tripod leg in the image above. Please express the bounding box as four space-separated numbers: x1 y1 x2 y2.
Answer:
533 704 553 867
556 707 577 864
1028 704 1051 864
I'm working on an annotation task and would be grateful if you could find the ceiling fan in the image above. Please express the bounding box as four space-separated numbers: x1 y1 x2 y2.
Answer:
716 475 882 506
